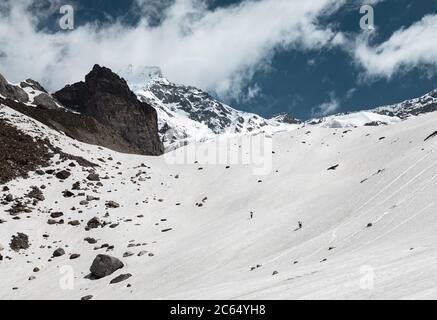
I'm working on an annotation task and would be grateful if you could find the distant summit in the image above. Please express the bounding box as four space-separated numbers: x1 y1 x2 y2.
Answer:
121 66 301 150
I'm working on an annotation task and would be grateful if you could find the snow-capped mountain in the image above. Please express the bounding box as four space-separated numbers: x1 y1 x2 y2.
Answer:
120 67 300 150
123 66 437 150
369 89 437 119
308 88 437 129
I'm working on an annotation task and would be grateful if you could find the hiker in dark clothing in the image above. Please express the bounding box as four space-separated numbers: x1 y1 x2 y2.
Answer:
298 221 303 229
250 211 254 219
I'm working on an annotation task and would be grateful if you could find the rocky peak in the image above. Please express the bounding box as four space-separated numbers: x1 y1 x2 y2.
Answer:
54 65 164 156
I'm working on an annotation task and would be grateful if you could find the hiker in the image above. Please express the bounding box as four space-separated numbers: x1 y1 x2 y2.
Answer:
250 211 254 219
298 221 303 229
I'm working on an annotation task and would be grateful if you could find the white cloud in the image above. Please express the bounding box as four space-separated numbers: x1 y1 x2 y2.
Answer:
243 83 261 102
353 14 437 80
0 0 346 99
345 87 357 99
312 92 340 116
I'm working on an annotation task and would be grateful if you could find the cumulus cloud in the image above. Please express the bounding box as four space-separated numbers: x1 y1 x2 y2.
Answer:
353 14 437 80
0 0 346 98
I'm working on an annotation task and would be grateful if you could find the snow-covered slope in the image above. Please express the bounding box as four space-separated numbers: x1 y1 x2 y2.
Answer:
2 101 437 299
120 67 299 151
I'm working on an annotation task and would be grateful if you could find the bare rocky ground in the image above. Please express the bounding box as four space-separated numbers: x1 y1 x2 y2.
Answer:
0 117 52 184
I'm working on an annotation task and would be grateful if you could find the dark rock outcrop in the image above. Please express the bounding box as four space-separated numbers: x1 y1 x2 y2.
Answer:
10 233 30 252
0 73 28 103
20 79 47 93
0 118 52 184
33 93 59 110
27 186 45 201
1 97 157 157
87 217 102 229
54 65 163 155
89 254 124 279
110 273 132 284
56 170 71 180
52 248 65 257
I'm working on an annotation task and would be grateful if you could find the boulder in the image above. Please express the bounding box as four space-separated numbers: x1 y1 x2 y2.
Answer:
10 233 30 251
70 253 80 260
33 93 59 110
87 217 102 229
106 200 120 208
52 248 65 257
110 273 132 284
50 212 64 218
89 254 124 279
56 170 71 180
86 173 100 181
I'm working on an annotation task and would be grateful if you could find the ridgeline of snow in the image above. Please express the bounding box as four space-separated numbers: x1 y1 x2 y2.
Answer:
314 112 402 128
369 89 437 119
2 102 437 299
314 89 437 129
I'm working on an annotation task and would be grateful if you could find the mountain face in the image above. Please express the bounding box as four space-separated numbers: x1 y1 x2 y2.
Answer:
0 66 164 156
0 74 29 103
53 65 164 156
122 69 299 150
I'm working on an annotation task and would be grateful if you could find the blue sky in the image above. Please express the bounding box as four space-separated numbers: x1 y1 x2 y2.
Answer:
1 0 436 120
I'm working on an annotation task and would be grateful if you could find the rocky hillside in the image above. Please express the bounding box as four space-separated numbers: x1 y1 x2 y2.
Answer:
54 65 164 156
0 66 164 156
